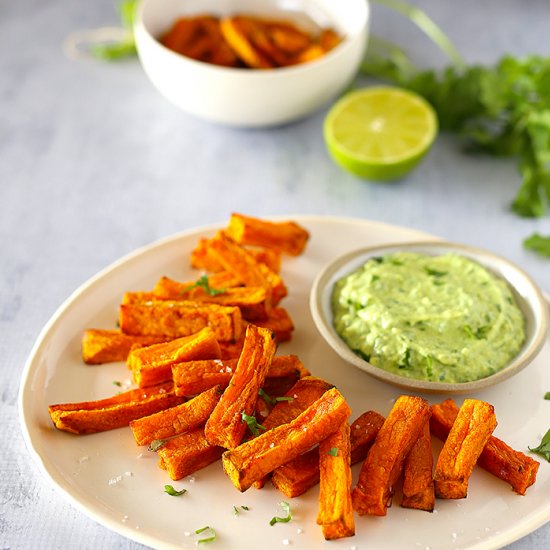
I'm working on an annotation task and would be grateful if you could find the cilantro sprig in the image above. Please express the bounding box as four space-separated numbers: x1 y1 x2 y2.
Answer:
195 526 217 544
148 439 167 452
363 0 550 250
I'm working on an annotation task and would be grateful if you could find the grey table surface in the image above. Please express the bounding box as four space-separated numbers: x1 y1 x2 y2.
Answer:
2 0 549 548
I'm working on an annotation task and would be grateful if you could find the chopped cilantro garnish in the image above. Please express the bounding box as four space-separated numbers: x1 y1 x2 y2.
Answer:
524 233 550 258
233 505 250 515
258 388 294 406
241 412 267 436
184 275 226 296
544 392 550 400
328 447 338 456
164 485 186 496
269 501 292 526
529 428 550 462
195 526 216 544
112 380 122 387
148 438 167 452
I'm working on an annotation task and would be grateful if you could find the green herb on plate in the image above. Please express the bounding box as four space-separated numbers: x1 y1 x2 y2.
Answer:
241 412 267 436
195 526 217 544
184 275 227 296
148 438 167 452
164 485 186 496
258 388 294 406
269 501 292 526
529 428 550 462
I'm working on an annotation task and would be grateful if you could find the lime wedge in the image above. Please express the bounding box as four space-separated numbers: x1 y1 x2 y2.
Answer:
324 86 438 181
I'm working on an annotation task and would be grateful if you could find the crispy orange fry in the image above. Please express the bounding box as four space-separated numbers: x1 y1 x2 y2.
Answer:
206 231 287 305
352 395 430 516
204 325 277 449
160 16 240 67
172 355 308 397
129 385 222 445
271 410 384 498
317 422 354 540
220 16 276 69
434 399 497 499
222 387 351 492
267 22 311 55
253 376 334 489
245 306 294 343
401 421 435 511
226 213 309 256
81 329 168 364
128 327 221 387
152 276 270 320
191 239 282 274
119 299 242 341
157 427 225 480
48 383 183 435
430 398 538 495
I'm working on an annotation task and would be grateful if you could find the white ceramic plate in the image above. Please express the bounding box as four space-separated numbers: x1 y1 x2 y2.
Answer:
19 216 550 550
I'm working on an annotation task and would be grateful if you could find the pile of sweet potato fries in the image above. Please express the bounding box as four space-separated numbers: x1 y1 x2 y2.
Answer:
159 14 341 69
49 213 539 541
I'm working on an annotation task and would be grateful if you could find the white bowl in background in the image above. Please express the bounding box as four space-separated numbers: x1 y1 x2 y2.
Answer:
310 241 549 394
134 0 369 127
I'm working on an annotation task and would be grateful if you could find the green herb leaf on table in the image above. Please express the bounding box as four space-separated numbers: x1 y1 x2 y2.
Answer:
524 233 550 258
544 392 550 400
364 1 550 226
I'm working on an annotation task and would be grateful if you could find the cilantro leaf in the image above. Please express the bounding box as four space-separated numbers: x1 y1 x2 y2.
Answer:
328 447 338 456
164 485 186 496
195 526 216 544
185 275 226 296
529 428 550 462
524 233 550 258
269 501 292 526
544 392 550 400
258 388 294 406
148 438 167 452
241 412 267 436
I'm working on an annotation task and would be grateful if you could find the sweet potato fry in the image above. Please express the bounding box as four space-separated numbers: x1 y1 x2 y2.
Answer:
172 355 308 397
157 427 225 480
191 239 282 274
206 231 287 305
81 329 168 364
49 383 183 435
152 276 270 320
433 399 497 499
253 376 334 489
129 385 222 445
160 16 240 67
352 395 430 516
245 307 294 343
220 16 276 69
267 22 311 55
317 422 354 540
222 387 351 492
430 398 539 495
204 325 277 449
128 327 221 387
119 299 242 341
271 410 384 498
226 213 309 256
401 421 435 511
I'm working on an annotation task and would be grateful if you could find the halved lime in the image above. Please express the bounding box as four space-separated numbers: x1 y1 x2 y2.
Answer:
324 86 438 181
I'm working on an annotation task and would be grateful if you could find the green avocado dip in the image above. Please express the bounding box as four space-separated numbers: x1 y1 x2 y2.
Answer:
331 252 526 383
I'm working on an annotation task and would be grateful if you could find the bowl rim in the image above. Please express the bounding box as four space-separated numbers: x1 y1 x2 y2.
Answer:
309 240 549 394
135 0 370 78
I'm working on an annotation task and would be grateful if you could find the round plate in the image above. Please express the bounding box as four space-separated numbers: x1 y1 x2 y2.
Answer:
310 241 549 394
19 216 550 550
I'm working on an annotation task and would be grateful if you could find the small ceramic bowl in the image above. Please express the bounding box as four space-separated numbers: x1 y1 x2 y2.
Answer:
310 241 549 394
134 0 369 127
